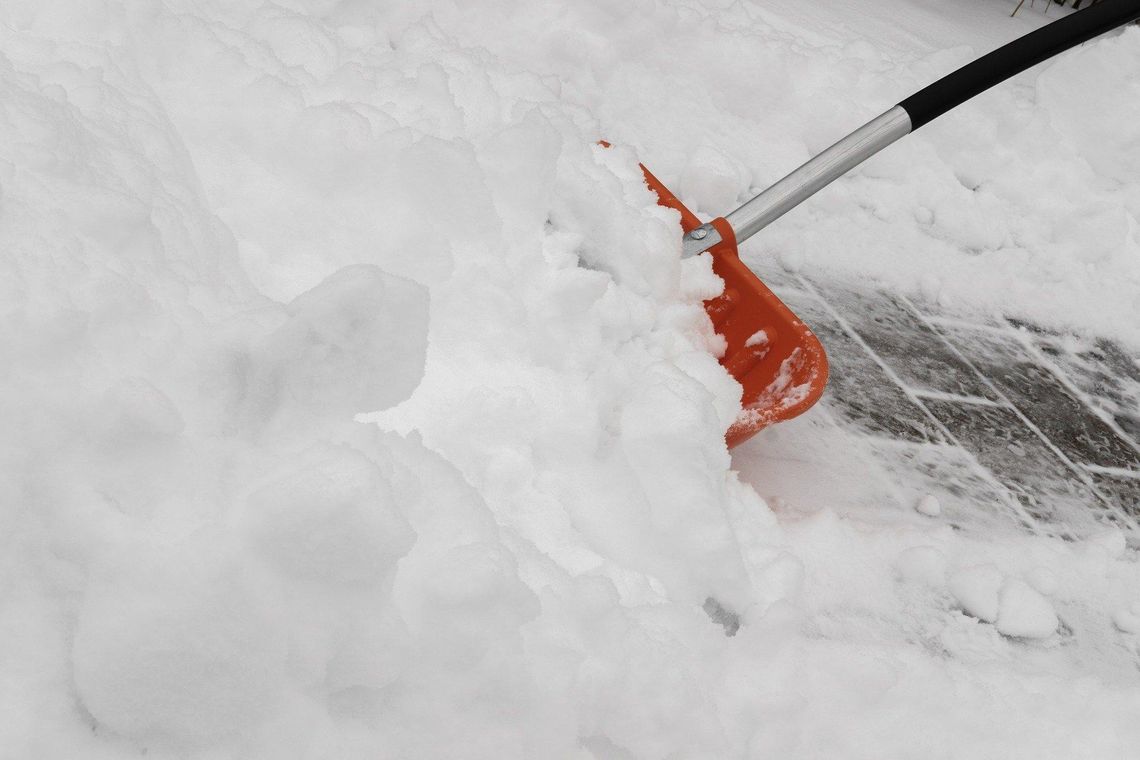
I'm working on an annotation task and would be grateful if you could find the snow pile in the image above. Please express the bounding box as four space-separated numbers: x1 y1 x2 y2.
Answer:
3 0 1140 758
1 1 755 755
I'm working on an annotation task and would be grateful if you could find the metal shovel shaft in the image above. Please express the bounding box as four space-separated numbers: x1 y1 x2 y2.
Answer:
725 106 910 246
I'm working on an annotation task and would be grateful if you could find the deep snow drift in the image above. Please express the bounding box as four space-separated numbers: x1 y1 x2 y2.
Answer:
2 0 1140 758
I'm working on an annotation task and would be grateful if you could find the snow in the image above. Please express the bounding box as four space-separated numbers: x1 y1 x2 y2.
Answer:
744 329 769 348
2 0 1140 758
994 578 1059 639
949 564 1004 623
73 537 288 743
915 493 942 516
1029 566 1059 596
1113 603 1140 634
893 545 947 587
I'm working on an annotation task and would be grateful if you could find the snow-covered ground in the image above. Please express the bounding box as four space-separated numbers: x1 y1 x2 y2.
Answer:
3 0 1140 757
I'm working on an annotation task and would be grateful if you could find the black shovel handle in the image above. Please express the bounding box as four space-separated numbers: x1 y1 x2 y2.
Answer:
900 0 1140 129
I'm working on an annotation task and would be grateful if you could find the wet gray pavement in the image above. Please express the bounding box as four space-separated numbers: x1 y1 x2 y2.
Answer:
733 262 1140 540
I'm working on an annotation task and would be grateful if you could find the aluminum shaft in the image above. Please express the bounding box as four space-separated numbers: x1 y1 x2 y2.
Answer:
682 106 912 258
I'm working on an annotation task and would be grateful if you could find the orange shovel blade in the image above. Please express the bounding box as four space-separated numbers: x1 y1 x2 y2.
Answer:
642 165 829 448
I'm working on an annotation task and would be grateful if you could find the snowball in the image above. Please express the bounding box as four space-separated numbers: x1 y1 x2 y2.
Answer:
948 564 1004 623
915 494 942 517
1112 603 1140 634
1027 567 1058 597
995 579 1058 639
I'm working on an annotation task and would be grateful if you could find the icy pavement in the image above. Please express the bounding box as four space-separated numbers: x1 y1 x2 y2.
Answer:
733 258 1140 539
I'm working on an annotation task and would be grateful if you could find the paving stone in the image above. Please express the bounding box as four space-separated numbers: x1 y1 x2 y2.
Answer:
1087 472 1140 519
1032 337 1140 446
939 329 1140 473
756 275 1140 531
814 283 998 400
1005 317 1062 337
921 398 1101 525
908 300 1009 330
780 292 946 444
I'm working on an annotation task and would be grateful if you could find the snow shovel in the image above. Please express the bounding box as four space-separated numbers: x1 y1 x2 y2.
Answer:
638 0 1140 448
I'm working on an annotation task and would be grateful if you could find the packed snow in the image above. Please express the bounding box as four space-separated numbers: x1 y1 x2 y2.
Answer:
916 493 943 516
2 0 1140 758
